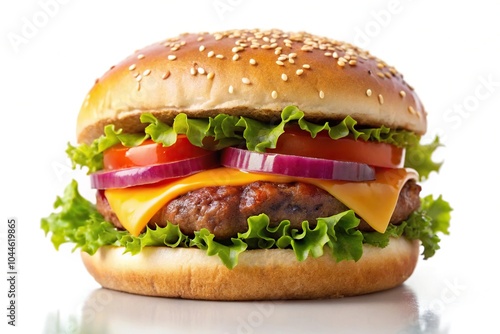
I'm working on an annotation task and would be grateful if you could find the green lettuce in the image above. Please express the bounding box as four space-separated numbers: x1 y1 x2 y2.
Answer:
66 106 442 180
40 180 129 254
404 194 452 259
404 136 443 181
41 180 451 269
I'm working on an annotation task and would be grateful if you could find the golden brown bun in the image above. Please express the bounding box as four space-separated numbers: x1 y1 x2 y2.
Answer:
77 29 426 144
81 238 419 300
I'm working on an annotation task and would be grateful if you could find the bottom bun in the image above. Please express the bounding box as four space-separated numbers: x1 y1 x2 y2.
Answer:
81 238 419 300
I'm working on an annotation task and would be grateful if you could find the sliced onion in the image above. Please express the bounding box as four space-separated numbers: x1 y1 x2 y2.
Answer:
221 147 375 181
90 152 219 189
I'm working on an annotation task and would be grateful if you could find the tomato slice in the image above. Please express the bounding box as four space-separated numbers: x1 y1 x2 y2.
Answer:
103 136 213 171
267 126 405 168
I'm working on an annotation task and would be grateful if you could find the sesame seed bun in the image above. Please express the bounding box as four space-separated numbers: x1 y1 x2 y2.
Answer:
77 29 426 144
81 238 419 300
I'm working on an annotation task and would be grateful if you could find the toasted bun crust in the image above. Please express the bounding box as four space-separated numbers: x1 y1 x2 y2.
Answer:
77 29 426 144
81 238 419 300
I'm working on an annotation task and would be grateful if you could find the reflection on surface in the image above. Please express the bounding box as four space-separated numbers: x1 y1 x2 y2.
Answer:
44 284 443 334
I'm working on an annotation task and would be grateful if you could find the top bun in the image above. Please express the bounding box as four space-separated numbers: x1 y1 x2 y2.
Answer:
77 29 426 144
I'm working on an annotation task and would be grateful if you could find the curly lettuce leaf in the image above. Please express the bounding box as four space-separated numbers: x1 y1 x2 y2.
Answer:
66 124 148 173
42 181 451 269
404 195 452 259
66 142 104 174
190 230 248 269
141 113 177 146
362 223 406 248
40 180 128 254
238 214 287 249
321 210 364 262
405 136 443 181
67 106 441 179
233 105 422 152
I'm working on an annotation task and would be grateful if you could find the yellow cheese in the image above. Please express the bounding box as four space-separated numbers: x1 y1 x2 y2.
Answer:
105 167 418 236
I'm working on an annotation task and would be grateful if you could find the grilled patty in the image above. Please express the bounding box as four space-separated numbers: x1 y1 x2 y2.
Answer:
96 180 421 239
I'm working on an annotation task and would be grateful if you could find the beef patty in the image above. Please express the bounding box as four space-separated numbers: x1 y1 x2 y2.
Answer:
96 180 421 239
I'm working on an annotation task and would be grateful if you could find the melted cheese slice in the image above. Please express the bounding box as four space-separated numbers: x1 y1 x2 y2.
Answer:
105 167 418 236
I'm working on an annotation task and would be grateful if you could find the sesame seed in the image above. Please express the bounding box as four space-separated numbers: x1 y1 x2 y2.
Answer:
242 77 251 85
128 64 136 71
137 54 145 60
207 72 215 80
190 68 197 75
135 74 142 82
199 45 205 52
399 90 406 98
278 55 288 61
324 52 332 57
288 58 295 64
289 53 297 58
197 67 206 75
281 73 288 81
271 90 278 99
143 69 151 76
232 54 240 61
319 90 325 99
162 71 170 80
408 106 416 115
378 94 384 104
349 60 357 66
366 89 372 97
332 52 339 59
296 69 304 76
197 36 204 41
207 51 215 57
228 85 234 94
232 46 243 53
249 58 257 65
168 55 177 61
276 60 285 66
302 64 311 69
136 82 141 91
216 54 224 59
337 59 346 67
377 72 385 78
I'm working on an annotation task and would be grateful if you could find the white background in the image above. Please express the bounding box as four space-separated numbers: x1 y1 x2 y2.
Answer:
1 0 500 333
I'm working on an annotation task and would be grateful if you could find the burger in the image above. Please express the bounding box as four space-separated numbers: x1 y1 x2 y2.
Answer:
41 29 451 300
